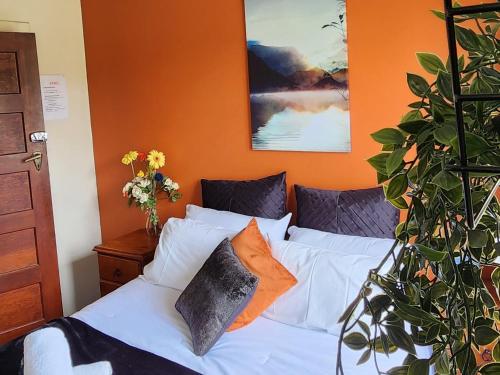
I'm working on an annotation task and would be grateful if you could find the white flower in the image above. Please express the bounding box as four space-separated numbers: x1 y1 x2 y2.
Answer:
138 192 149 204
172 182 179 190
138 178 150 188
122 182 133 195
131 186 142 198
164 178 173 187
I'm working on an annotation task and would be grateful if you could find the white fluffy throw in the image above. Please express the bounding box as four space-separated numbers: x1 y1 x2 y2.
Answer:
23 327 112 375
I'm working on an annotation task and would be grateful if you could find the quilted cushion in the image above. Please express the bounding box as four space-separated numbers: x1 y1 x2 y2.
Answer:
201 172 287 219
175 238 259 356
294 185 399 239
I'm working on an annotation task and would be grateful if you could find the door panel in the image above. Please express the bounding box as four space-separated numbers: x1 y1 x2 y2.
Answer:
0 32 62 344
0 172 32 215
0 52 20 94
0 229 37 274
0 284 43 332
0 113 26 155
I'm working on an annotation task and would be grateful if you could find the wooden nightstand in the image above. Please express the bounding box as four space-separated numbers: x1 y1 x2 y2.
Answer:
93 229 159 296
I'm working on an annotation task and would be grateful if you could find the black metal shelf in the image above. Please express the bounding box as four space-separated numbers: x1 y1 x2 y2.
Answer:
446 165 500 174
456 93 500 102
448 3 500 16
443 0 499 229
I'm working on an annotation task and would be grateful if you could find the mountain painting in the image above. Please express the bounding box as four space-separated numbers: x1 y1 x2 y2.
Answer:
244 0 350 152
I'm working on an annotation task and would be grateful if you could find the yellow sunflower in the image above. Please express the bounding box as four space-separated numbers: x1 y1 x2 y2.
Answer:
147 150 165 169
128 150 138 161
121 153 132 165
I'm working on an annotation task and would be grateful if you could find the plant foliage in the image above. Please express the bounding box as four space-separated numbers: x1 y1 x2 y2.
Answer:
337 5 500 375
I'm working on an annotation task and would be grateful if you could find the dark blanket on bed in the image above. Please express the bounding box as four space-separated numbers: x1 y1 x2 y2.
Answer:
0 317 200 375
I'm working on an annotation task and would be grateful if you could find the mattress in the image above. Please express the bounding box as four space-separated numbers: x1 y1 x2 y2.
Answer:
73 278 430 375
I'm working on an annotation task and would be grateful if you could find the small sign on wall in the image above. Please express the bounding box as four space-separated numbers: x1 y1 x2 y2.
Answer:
40 75 69 120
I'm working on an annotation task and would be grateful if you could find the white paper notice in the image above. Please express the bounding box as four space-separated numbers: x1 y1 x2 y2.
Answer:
40 75 69 120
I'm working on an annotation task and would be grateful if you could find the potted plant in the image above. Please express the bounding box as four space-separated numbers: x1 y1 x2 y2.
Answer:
337 5 499 375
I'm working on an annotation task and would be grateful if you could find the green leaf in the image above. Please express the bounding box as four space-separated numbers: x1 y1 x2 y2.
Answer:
475 326 499 345
436 70 453 101
377 172 390 184
417 52 446 75
416 244 447 261
401 110 423 122
435 350 450 374
407 73 430 97
386 325 416 354
430 281 449 299
337 293 362 323
468 230 488 248
475 317 494 328
413 197 425 224
481 67 500 86
343 332 368 350
431 9 445 20
408 359 429 375
493 341 500 362
386 174 408 200
403 354 417 366
481 363 500 375
356 349 371 365
358 321 371 337
386 148 408 176
450 132 490 158
455 26 480 51
398 119 429 134
387 366 409 375
443 185 463 206
389 196 409 210
371 128 406 145
368 153 390 174
380 331 390 356
433 124 456 145
432 171 462 191
471 76 493 94
456 346 476 374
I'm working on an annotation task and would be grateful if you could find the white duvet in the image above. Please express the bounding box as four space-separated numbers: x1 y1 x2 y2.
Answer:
73 278 431 375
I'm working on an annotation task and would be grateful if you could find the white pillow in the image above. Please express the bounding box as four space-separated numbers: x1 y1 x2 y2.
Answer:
143 218 237 290
288 226 397 258
264 240 384 336
185 204 292 242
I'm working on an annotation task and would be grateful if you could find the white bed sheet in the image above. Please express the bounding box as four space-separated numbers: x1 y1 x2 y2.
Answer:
73 278 430 375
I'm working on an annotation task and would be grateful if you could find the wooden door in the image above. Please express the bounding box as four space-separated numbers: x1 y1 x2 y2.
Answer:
0 32 62 344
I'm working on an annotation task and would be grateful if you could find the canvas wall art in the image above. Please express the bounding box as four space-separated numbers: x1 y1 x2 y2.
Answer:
244 0 350 152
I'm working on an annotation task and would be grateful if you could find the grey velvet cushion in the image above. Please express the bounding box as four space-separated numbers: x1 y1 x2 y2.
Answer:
201 172 287 219
175 238 259 356
295 185 399 239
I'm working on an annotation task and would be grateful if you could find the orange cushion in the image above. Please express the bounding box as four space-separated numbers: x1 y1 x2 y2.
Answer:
228 218 297 331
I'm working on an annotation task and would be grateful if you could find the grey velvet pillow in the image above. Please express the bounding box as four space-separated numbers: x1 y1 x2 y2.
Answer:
201 172 287 219
295 185 399 239
175 238 259 356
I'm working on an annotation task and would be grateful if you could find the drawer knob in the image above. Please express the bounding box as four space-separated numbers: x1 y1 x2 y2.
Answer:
113 268 122 278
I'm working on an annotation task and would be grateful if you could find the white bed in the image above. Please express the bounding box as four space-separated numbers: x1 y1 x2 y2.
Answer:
73 277 430 375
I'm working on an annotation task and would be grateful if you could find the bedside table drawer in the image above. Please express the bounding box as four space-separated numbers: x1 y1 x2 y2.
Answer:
98 254 141 284
100 281 122 296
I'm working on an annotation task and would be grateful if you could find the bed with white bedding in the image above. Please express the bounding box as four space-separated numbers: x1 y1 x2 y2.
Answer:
73 277 431 375
1 202 432 375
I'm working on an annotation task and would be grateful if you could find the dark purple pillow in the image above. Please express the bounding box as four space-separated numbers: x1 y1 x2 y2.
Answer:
294 185 399 239
201 172 287 220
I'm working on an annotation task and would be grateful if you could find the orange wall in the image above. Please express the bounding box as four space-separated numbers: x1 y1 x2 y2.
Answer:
81 0 461 241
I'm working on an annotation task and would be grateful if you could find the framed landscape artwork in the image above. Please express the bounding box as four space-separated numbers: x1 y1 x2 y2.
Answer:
244 0 350 152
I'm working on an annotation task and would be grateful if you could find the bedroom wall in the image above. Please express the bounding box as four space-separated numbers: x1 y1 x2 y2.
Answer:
0 0 101 314
80 0 471 241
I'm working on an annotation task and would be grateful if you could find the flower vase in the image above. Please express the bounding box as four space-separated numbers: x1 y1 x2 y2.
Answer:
145 205 161 235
